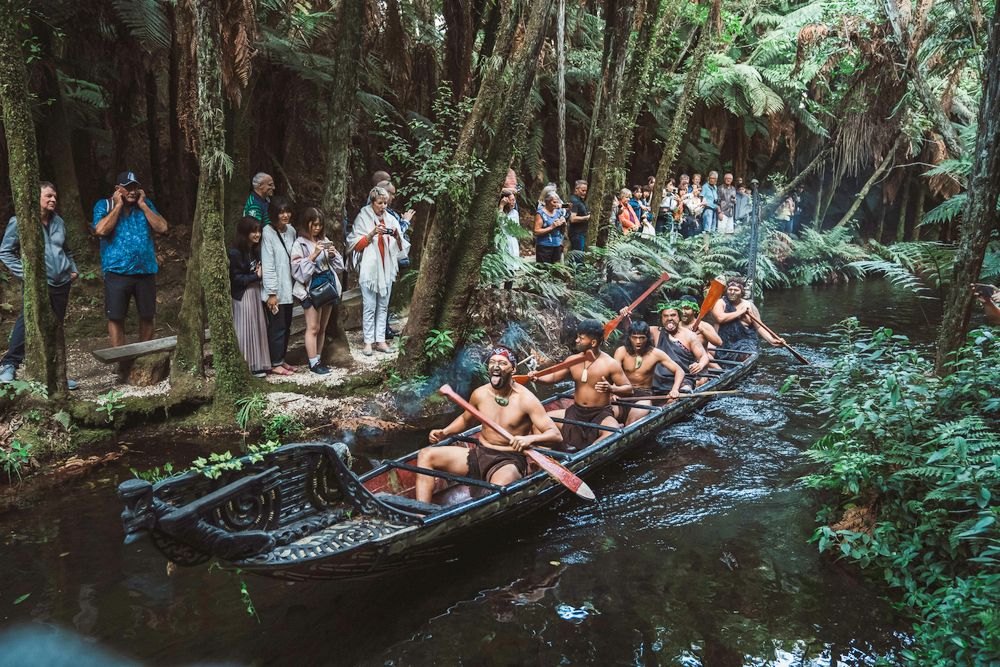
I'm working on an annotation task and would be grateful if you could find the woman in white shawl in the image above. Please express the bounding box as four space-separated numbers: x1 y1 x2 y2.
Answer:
348 186 407 355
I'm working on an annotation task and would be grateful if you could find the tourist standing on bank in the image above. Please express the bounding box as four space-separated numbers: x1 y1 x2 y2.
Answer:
349 186 406 356
292 208 344 375
0 182 79 387
261 197 297 375
568 180 591 253
228 216 271 378
91 171 168 348
701 171 720 233
533 190 567 264
244 172 275 225
718 173 737 234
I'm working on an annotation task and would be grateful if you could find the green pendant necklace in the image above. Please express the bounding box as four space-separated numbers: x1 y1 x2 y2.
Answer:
492 391 510 407
634 354 643 369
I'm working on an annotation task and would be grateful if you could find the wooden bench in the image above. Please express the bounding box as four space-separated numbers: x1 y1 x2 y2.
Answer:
92 287 362 364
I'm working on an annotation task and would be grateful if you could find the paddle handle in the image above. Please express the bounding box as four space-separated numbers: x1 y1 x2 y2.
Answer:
437 385 595 501
745 313 810 364
692 278 726 329
617 389 748 402
514 349 596 384
603 271 670 338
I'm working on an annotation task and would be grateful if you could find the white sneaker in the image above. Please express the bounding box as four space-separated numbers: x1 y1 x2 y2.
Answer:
0 365 14 383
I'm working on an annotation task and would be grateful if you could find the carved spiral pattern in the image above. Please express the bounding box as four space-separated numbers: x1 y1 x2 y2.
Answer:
213 488 280 531
308 455 344 510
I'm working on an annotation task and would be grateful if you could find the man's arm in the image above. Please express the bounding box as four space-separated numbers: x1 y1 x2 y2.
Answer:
0 218 23 279
428 409 476 443
748 303 784 346
699 321 722 347
61 220 79 278
687 333 711 373
260 228 279 297
93 194 123 237
596 358 633 396
531 364 572 384
139 195 168 234
509 393 563 451
711 299 746 324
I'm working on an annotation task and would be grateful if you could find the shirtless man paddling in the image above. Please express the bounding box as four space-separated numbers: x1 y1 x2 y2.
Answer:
415 346 562 503
613 320 685 425
650 305 712 390
532 319 632 450
710 277 784 355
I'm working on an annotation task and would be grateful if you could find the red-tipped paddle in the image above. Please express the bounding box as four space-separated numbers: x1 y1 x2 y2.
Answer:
693 278 726 328
438 385 596 501
514 349 596 384
603 271 670 339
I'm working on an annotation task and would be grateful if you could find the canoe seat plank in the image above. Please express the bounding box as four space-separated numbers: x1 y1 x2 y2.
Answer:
91 288 361 364
375 493 442 514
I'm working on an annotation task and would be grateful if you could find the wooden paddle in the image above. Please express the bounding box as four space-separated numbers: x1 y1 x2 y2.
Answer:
438 385 596 501
603 271 670 339
692 278 726 328
514 349 596 384
744 312 810 364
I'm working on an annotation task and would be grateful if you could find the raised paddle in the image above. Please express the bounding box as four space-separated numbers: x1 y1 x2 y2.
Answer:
438 385 596 501
692 278 726 328
514 349 596 384
745 312 811 365
603 271 670 339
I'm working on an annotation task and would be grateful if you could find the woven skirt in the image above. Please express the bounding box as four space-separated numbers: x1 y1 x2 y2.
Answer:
233 284 271 374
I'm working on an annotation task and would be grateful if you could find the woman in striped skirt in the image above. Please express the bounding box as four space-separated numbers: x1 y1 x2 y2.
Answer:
228 216 272 377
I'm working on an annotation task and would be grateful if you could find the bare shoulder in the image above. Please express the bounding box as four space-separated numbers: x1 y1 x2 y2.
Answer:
651 346 671 362
514 384 544 408
469 385 490 406
613 345 627 361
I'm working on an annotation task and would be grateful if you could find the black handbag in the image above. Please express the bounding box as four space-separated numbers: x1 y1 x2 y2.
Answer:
307 248 340 307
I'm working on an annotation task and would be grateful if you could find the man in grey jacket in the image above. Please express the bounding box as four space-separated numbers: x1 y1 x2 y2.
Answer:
0 182 79 386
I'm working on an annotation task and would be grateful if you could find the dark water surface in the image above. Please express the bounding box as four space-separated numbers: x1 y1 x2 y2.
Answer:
1 283 940 665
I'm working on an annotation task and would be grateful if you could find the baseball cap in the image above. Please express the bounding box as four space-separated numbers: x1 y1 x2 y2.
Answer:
116 171 140 188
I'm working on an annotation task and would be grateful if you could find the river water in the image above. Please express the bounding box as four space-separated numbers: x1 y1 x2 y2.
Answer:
0 283 941 665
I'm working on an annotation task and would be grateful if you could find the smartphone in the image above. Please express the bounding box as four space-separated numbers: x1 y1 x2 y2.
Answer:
973 283 996 299
562 202 572 209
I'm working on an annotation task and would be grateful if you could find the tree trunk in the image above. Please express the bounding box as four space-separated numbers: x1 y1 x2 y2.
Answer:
401 0 555 374
224 73 257 241
557 0 568 195
817 155 846 225
934 5 1000 374
874 189 888 241
833 133 904 228
443 0 476 101
187 0 253 406
584 0 636 247
895 171 911 242
812 160 826 229
42 74 99 270
0 4 61 395
171 198 205 385
912 178 926 240
883 0 963 159
652 0 722 207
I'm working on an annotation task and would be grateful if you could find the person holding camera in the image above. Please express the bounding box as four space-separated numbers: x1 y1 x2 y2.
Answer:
718 172 737 234
292 208 344 375
348 186 407 356
228 216 271 378
91 171 169 349
533 189 568 264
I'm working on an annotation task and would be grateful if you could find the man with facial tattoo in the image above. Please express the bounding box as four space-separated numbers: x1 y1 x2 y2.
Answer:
650 305 712 391
414 346 562 503
530 319 632 450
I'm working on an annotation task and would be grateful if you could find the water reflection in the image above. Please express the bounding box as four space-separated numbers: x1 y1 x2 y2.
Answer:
0 282 929 665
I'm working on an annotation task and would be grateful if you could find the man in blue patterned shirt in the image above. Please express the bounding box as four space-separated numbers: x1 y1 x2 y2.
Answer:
92 171 169 347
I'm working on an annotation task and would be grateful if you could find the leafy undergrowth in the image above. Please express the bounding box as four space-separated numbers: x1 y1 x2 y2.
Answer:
790 320 999 665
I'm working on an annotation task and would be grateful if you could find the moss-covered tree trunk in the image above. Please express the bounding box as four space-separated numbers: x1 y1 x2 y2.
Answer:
401 0 554 374
651 0 721 208
0 5 61 396
171 198 205 386
934 5 1000 374
895 171 912 242
190 0 252 406
584 0 637 247
320 0 365 367
224 74 257 242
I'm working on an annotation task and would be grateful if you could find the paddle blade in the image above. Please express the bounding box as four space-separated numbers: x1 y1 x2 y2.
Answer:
524 449 595 501
694 278 726 327
603 272 670 338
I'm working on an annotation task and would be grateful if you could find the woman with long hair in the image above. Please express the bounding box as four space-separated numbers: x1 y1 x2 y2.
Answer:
292 207 344 375
261 196 298 375
348 186 406 356
228 216 271 377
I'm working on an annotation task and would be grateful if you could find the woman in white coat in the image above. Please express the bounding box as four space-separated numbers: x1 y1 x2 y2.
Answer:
348 186 407 356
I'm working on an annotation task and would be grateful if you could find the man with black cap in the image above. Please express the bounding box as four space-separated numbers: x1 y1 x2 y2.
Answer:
92 171 169 348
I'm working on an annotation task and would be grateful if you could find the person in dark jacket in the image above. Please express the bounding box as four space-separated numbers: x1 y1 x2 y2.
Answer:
228 216 271 377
